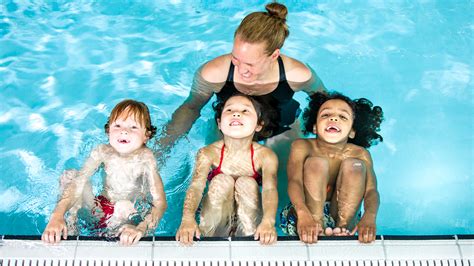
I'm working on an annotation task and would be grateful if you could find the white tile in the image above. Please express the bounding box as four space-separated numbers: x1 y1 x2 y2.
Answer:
153 240 230 260
0 239 76 259
230 240 308 261
458 239 473 259
308 240 385 260
75 240 153 259
384 239 461 260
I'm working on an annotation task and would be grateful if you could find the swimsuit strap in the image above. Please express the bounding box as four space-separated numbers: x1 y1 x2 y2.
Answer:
226 60 235 82
217 143 226 171
250 144 259 177
277 56 286 81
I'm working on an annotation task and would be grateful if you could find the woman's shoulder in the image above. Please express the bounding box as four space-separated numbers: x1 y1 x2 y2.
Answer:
201 54 232 83
280 55 312 83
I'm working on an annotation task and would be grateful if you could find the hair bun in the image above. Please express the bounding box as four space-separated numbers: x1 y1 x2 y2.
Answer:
265 2 288 21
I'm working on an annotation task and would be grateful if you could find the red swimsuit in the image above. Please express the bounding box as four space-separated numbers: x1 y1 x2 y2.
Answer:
207 144 262 186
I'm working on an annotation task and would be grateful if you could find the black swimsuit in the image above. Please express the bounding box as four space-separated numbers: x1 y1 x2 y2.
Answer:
216 57 301 138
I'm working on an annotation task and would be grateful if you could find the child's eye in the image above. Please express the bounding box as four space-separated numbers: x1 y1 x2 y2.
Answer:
131 126 138 129
113 124 121 128
340 115 347 120
321 114 329 118
242 109 249 113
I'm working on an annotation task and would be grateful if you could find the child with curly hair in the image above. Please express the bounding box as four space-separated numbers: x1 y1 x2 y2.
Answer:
176 93 279 245
280 91 383 244
42 99 167 245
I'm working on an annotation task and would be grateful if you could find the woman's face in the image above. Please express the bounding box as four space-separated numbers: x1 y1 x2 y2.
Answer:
231 35 278 83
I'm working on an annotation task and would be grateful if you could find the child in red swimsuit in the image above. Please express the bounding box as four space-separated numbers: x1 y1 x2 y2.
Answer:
42 99 167 246
176 93 279 245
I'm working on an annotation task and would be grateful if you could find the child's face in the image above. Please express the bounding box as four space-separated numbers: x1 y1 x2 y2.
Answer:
218 96 262 139
314 99 355 144
108 114 148 155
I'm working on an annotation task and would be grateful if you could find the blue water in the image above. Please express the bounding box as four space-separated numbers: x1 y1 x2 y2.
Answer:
0 1 472 236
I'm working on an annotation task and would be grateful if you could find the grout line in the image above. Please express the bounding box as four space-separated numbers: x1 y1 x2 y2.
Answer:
305 242 310 261
381 235 387 260
228 237 232 261
454 235 464 260
73 235 79 261
151 235 155 261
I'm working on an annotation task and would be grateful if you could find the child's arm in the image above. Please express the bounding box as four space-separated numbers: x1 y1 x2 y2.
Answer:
254 147 278 245
42 145 104 243
351 150 380 243
176 147 213 244
287 139 320 243
119 149 167 245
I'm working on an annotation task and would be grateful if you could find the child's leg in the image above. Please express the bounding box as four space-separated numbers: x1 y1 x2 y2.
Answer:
234 176 260 236
302 157 330 229
330 158 366 231
199 174 235 237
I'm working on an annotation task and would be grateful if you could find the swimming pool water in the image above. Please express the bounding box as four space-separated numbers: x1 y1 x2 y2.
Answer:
0 0 472 236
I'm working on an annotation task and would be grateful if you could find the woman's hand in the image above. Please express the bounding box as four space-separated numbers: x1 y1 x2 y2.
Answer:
175 219 201 245
118 224 144 245
42 214 68 244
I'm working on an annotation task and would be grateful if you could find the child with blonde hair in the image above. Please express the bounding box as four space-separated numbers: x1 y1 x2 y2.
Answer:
42 99 167 245
176 93 279 245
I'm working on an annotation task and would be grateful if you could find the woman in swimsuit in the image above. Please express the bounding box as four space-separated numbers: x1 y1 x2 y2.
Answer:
175 94 279 245
155 2 326 157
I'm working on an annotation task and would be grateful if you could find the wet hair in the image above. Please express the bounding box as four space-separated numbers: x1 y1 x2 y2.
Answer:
301 91 384 148
234 2 289 55
213 93 278 140
104 99 157 139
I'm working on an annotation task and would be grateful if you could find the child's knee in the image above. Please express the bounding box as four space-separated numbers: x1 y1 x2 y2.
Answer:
208 174 234 196
340 159 366 177
235 177 259 198
304 156 329 173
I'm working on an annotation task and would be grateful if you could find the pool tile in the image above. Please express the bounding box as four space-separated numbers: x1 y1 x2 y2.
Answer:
75 240 153 259
153 240 231 260
307 240 385 260
384 239 461 259
230 240 308 261
0 239 76 259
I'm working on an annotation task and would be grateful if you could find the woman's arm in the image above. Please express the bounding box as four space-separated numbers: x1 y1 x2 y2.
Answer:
154 65 224 161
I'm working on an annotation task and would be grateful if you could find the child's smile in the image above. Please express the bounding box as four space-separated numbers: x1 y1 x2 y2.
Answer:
109 115 148 155
315 99 354 144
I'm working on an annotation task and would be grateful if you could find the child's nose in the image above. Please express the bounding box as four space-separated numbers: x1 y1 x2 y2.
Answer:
330 116 338 121
232 112 241 117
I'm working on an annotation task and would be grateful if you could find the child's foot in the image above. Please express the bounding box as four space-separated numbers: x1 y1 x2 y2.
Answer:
332 227 350 236
324 227 334 236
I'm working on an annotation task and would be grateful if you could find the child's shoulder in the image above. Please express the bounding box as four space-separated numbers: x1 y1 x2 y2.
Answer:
252 142 276 155
345 143 371 158
196 140 224 161
290 138 314 149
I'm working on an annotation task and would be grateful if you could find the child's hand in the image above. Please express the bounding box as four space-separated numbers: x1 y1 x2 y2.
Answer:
176 219 201 245
254 220 277 245
42 214 67 244
297 212 322 244
350 215 376 243
118 224 144 245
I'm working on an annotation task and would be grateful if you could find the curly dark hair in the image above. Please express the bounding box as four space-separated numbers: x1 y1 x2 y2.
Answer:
301 91 384 148
213 93 278 141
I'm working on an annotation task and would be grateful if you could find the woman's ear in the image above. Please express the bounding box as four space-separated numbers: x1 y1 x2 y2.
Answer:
349 129 356 139
270 48 280 60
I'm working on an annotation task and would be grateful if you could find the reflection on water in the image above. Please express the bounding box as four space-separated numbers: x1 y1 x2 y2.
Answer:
0 1 472 235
